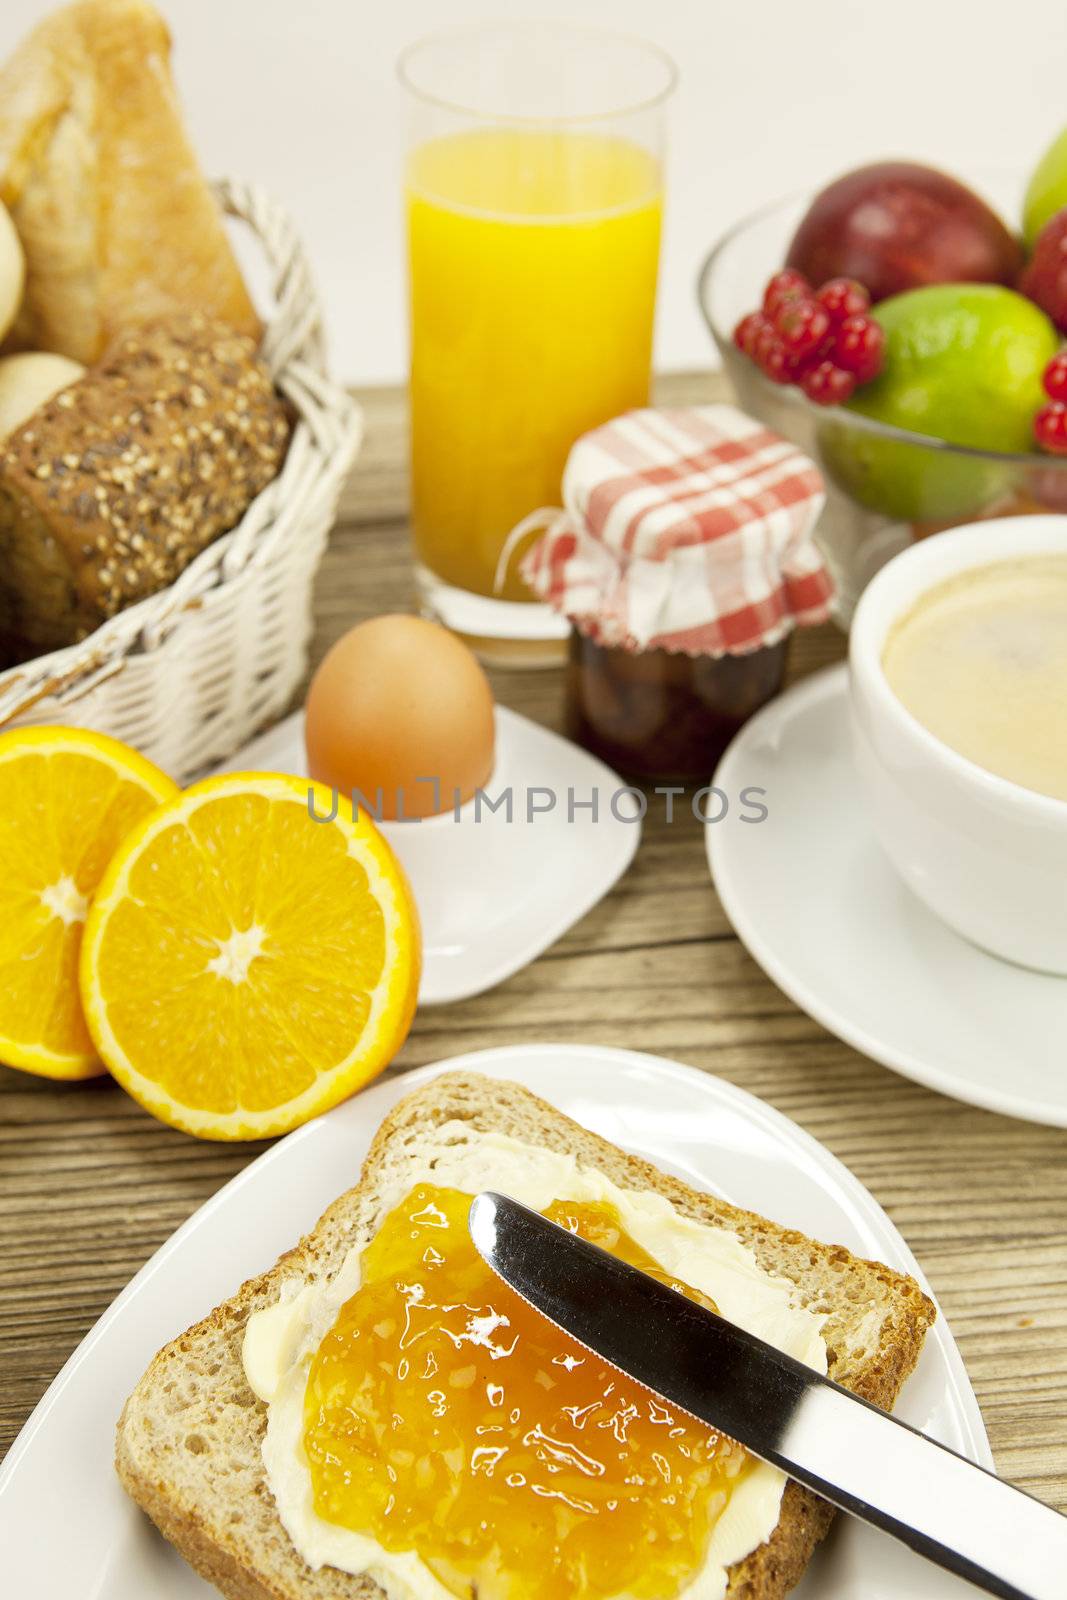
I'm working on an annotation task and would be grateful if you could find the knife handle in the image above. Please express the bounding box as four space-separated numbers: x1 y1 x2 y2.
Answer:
470 1190 1067 1600
780 1380 1067 1600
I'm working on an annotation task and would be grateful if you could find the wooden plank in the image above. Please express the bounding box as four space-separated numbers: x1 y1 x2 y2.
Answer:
1 373 1065 1525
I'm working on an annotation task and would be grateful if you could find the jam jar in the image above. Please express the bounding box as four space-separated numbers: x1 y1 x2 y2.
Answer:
521 405 833 782
566 628 789 781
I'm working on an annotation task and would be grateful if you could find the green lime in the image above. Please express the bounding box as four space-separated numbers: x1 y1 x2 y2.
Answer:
821 285 1058 522
1024 125 1067 247
851 284 1057 451
817 421 1010 524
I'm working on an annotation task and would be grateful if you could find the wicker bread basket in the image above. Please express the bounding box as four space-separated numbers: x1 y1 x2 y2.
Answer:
0 179 362 783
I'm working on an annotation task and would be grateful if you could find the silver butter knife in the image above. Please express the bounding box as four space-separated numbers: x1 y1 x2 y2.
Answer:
469 1191 1067 1600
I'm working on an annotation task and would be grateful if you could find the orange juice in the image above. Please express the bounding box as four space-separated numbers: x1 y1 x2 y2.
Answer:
407 129 663 602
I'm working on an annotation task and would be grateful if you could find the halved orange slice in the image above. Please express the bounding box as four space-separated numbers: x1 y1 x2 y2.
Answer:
0 726 178 1079
80 773 421 1139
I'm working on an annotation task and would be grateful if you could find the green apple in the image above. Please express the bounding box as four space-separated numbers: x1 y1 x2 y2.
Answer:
1024 125 1067 247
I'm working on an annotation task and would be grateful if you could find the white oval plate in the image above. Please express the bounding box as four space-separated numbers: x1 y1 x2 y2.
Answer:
0 1044 988 1599
212 708 641 1006
708 665 1067 1127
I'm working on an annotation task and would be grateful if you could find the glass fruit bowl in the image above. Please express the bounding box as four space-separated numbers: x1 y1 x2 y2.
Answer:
698 189 1067 620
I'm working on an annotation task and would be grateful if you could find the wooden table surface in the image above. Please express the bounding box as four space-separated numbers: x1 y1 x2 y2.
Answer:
2 373 1065 1518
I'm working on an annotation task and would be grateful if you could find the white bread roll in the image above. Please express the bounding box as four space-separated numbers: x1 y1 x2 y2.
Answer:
0 203 25 344
0 350 85 439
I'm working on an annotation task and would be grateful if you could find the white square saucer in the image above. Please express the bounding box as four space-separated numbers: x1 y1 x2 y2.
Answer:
214 708 641 1004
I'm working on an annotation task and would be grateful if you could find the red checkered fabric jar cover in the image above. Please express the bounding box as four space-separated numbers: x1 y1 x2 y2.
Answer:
520 405 834 655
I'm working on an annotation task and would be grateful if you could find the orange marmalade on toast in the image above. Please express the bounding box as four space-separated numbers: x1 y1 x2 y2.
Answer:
302 1183 753 1600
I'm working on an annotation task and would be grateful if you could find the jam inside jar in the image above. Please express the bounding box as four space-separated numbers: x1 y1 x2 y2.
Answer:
566 628 789 782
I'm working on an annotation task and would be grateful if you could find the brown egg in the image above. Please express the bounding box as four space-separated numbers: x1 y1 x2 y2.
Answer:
305 615 495 820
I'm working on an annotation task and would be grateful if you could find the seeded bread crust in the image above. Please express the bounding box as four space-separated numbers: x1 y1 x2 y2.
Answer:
116 1071 937 1600
0 312 290 656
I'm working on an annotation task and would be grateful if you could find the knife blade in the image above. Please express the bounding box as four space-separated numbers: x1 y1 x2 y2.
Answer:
469 1190 1067 1600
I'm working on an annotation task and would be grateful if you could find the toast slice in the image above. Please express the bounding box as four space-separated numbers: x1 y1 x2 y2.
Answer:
116 1072 937 1599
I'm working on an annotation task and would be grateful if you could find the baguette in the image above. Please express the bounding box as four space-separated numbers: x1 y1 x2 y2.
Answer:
0 0 259 363
116 1072 937 1599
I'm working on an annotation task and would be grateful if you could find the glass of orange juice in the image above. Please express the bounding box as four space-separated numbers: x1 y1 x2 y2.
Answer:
399 24 676 664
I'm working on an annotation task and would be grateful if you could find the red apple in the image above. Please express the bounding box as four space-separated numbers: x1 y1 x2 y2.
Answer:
1019 208 1067 332
786 162 1023 303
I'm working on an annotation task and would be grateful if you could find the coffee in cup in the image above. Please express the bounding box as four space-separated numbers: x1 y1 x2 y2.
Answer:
881 554 1067 803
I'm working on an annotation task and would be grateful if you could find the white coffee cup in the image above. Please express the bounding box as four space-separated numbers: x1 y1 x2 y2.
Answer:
849 515 1067 975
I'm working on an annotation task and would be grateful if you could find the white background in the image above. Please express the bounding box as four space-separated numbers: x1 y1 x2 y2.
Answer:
2 0 1062 383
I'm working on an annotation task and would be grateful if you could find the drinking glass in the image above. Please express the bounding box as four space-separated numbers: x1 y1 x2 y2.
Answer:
399 23 676 664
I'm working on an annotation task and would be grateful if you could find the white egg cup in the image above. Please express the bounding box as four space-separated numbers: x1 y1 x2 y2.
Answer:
214 706 641 1003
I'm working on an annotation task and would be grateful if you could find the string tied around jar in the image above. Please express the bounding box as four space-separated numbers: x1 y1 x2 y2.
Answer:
492 507 571 599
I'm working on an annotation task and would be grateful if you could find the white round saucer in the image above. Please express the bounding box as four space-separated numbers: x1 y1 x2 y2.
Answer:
707 664 1067 1127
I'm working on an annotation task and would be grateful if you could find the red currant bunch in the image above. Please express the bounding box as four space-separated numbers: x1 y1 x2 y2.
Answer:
832 316 886 384
816 277 870 322
762 268 809 320
1033 352 1067 455
800 361 857 407
1042 351 1067 401
732 270 885 405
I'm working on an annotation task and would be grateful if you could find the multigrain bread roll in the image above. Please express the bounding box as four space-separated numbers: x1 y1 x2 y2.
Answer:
0 313 290 656
0 0 259 363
